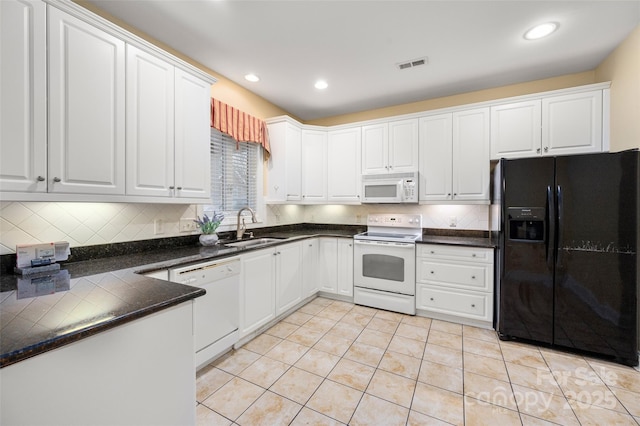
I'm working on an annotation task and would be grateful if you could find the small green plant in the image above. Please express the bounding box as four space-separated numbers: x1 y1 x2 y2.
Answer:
194 212 224 234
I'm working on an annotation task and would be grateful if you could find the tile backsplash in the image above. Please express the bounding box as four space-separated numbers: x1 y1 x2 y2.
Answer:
0 202 488 255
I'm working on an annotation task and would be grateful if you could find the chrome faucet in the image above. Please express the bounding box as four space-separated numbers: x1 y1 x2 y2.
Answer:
236 206 257 239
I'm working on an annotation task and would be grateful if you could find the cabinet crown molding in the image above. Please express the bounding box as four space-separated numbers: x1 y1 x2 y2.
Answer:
45 0 217 85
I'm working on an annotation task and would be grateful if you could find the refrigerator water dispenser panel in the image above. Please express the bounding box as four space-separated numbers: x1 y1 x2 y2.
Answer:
508 207 545 242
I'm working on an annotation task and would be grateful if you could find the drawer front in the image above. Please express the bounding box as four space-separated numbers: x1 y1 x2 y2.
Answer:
418 244 492 263
416 259 492 292
416 285 491 322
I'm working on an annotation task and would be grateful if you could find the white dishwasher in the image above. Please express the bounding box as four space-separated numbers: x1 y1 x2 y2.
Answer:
169 257 240 370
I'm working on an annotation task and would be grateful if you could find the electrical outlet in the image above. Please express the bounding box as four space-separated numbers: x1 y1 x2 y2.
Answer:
154 219 164 235
449 216 457 228
179 218 197 232
356 215 362 223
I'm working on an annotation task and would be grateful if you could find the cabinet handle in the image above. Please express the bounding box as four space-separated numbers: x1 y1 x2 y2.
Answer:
169 186 175 189
277 251 281 255
471 275 476 279
430 297 434 301
273 252 278 256
447 193 451 197
430 271 435 274
544 147 548 153
53 177 61 183
430 250 435 254
471 304 476 308
537 148 541 154
472 253 476 257
176 186 182 190
36 176 45 182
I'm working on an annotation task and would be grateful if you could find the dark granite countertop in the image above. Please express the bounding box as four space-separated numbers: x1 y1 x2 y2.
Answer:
0 225 361 368
0 223 493 368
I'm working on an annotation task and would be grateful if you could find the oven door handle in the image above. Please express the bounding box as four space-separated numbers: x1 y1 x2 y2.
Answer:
353 240 415 249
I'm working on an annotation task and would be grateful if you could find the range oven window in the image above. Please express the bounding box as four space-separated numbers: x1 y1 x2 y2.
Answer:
362 254 405 282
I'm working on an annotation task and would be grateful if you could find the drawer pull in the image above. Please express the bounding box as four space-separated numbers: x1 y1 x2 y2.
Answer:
472 253 477 257
430 271 435 274
430 297 434 301
471 275 476 279
471 304 476 308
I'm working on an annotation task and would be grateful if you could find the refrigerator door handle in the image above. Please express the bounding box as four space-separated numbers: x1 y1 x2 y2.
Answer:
556 184 563 266
546 185 554 269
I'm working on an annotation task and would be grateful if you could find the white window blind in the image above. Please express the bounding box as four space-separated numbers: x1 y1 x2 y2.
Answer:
207 128 258 222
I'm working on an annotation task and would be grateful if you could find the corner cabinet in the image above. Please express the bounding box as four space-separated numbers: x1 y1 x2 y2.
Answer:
419 108 490 203
301 129 327 203
362 119 418 175
48 6 126 195
265 119 302 203
491 88 605 160
416 244 494 328
0 0 47 193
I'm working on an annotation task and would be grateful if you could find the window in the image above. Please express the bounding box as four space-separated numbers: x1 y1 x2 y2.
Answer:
203 128 260 224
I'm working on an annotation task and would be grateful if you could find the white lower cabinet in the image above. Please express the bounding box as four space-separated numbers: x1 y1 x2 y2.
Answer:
416 244 494 328
317 237 354 297
302 238 320 298
239 241 302 338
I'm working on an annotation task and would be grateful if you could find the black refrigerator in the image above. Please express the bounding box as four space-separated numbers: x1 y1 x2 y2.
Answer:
497 150 639 366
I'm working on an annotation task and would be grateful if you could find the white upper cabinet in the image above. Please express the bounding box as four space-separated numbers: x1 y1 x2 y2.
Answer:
126 46 175 197
491 88 605 160
174 68 211 199
301 129 327 203
362 119 419 175
265 120 302 203
419 113 453 201
388 119 419 173
0 0 47 193
542 90 603 156
490 100 542 159
48 6 126 195
327 127 361 203
419 108 490 203
452 107 490 202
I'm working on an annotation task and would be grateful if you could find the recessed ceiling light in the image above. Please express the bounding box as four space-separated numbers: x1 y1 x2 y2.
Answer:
244 73 260 82
524 22 557 40
314 80 328 90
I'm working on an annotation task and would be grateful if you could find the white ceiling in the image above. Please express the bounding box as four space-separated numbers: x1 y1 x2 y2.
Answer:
85 0 640 121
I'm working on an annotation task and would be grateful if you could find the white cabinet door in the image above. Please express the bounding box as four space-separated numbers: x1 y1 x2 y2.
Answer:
327 127 361 203
174 68 211 199
0 0 47 193
318 238 338 293
126 45 175 197
452 107 490 202
301 129 327 203
275 242 303 316
302 238 320 298
265 121 301 202
419 114 453 202
388 118 419 173
361 123 388 175
490 100 542 160
48 6 125 195
239 248 275 337
337 239 354 297
543 90 603 156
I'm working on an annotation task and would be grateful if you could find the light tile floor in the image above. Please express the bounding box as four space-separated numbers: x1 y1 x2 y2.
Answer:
196 297 640 425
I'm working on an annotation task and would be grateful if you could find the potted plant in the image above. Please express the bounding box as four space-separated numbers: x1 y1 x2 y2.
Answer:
194 212 224 246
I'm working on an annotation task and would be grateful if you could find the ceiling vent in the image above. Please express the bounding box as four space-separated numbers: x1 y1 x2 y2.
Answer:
396 57 428 70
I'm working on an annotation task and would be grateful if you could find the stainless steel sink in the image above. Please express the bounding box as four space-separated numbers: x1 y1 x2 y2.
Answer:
224 237 284 249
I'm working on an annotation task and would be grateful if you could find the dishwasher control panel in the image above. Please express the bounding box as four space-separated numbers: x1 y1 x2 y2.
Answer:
169 258 240 286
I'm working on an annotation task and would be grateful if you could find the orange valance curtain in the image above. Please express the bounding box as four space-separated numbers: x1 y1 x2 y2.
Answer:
210 98 270 156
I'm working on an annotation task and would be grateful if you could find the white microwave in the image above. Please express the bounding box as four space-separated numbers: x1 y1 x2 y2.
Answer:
361 172 418 203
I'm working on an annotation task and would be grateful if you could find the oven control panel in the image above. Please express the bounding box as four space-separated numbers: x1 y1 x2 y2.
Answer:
367 214 422 228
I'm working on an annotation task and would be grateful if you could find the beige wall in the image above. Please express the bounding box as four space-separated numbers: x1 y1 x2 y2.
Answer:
595 25 640 152
306 71 597 126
